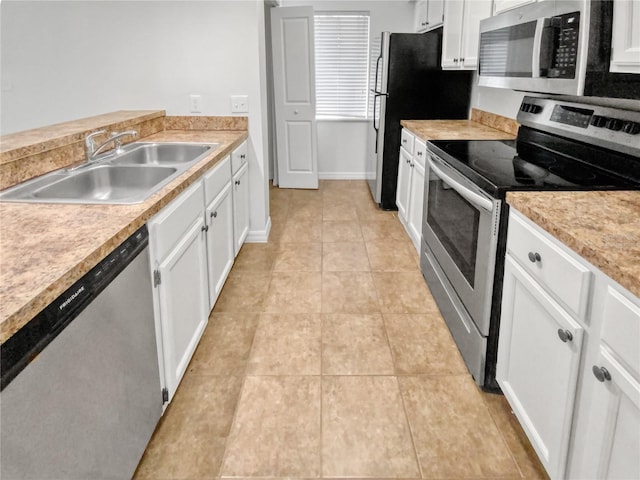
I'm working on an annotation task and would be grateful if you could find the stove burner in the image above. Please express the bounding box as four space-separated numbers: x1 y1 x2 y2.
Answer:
548 165 598 182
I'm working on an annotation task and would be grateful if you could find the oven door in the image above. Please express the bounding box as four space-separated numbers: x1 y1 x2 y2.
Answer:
422 154 500 336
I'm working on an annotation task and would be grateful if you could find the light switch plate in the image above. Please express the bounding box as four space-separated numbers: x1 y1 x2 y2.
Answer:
231 95 249 113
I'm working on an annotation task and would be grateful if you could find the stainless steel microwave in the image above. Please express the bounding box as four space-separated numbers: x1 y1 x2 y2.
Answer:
477 0 640 99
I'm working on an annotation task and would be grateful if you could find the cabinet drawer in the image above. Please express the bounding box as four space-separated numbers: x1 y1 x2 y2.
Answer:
401 129 415 155
203 155 231 205
231 141 247 175
507 210 592 320
414 139 427 169
150 181 204 261
600 285 640 378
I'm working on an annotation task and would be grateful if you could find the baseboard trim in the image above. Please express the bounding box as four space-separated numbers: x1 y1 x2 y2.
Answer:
318 172 372 180
246 216 271 243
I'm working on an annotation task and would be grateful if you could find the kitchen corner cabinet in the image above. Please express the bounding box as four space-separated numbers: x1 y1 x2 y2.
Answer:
149 181 209 403
396 129 426 254
498 208 640 480
231 141 249 256
442 0 492 69
610 0 640 74
414 0 444 33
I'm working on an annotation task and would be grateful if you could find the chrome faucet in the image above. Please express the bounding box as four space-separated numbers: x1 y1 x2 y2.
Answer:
85 130 138 162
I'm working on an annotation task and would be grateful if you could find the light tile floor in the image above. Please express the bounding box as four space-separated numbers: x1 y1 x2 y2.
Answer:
135 180 549 480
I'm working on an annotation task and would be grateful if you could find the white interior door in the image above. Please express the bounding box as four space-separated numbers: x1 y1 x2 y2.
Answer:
270 6 318 189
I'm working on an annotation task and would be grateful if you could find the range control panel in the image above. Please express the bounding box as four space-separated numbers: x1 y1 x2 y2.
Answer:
518 97 640 157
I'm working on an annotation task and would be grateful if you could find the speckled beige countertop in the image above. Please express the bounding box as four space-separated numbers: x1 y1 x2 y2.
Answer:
0 129 247 344
401 119 517 141
507 191 640 298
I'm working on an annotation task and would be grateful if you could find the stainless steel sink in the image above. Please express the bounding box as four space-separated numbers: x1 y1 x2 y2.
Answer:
0 142 218 204
108 143 212 166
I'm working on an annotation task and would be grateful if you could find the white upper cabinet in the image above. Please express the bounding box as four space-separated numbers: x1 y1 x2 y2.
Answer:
493 0 536 15
414 0 444 32
442 0 492 69
610 0 640 74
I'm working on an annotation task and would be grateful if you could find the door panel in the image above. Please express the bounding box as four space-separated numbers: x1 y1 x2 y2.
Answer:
271 6 318 189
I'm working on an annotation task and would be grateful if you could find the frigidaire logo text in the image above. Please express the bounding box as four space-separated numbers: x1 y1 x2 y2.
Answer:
59 286 85 311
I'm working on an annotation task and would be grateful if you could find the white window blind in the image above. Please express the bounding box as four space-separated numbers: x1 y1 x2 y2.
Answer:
314 13 370 119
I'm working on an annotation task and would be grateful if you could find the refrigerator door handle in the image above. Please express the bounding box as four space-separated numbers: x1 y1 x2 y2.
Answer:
374 53 382 93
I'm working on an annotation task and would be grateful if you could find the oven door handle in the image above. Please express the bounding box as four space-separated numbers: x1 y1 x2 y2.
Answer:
427 158 494 213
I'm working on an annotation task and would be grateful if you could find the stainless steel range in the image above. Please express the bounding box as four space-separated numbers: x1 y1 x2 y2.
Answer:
420 96 640 390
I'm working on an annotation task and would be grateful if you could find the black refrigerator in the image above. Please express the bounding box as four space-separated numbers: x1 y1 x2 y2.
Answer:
368 28 473 210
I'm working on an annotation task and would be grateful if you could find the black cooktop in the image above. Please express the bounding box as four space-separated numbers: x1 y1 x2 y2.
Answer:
428 127 640 198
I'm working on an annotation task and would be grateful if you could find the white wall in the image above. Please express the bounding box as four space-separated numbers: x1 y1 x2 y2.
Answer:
280 0 414 179
1 0 270 239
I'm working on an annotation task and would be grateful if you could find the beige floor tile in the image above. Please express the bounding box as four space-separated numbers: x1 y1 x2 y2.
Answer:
221 376 321 477
322 272 380 313
233 243 278 272
273 241 322 272
323 203 359 222
322 241 370 272
322 313 394 374
322 376 420 478
290 188 323 205
288 203 323 221
188 312 259 376
399 375 520 479
263 272 322 313
268 220 286 244
360 217 410 241
322 221 364 242
247 313 321 375
482 392 550 480
384 313 467 375
212 271 271 313
373 272 437 313
280 218 322 242
366 239 419 272
135 375 242 479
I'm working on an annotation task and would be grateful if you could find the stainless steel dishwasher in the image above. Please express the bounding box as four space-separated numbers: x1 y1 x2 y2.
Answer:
1 225 162 479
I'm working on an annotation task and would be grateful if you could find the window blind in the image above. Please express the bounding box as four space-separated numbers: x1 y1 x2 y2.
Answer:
314 13 370 119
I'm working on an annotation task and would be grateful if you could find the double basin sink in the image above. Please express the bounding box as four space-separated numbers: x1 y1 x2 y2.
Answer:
0 142 219 204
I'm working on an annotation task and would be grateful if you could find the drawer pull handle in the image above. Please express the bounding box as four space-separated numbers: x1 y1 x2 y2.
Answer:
240 154 246 159
211 211 217 218
528 252 541 263
593 365 611 383
557 329 573 343
403 139 407 143
417 151 423 156
201 225 209 233
235 180 241 186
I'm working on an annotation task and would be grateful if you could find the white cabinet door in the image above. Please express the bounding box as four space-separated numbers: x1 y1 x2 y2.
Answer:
460 0 492 69
205 182 234 310
498 255 584 480
155 217 209 401
573 348 640 479
427 0 444 29
396 147 412 222
610 0 640 74
442 0 464 68
414 1 428 32
493 0 536 14
232 162 250 256
407 159 425 253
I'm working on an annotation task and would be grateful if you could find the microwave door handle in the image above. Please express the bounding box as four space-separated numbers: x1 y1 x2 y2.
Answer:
427 158 493 213
532 18 545 78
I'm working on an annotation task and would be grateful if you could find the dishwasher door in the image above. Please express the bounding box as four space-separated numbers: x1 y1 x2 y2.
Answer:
0 230 162 479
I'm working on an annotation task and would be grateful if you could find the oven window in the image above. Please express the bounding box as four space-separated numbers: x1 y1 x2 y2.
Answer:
426 176 480 287
479 21 536 77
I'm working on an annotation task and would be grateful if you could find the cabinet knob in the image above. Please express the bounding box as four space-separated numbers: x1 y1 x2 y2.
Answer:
453 58 459 63
410 162 415 168
235 180 241 186
406 158 411 164
592 365 611 383
557 329 573 343
294 109 299 115
211 211 217 218
417 151 423 156
460 57 465 62
201 224 209 233
240 154 246 159
403 139 407 143
528 252 542 263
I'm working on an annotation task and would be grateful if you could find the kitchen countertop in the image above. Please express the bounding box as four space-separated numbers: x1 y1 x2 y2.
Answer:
507 191 640 298
0 129 247 344
400 119 517 142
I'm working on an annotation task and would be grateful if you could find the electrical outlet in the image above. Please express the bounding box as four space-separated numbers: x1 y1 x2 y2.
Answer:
189 94 202 113
231 95 249 113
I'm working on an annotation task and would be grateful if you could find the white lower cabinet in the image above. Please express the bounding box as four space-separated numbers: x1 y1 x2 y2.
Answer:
499 208 640 480
205 183 234 309
396 129 426 253
231 142 249 256
149 181 209 403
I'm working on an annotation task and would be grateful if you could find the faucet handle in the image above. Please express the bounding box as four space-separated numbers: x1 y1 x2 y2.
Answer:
111 130 138 151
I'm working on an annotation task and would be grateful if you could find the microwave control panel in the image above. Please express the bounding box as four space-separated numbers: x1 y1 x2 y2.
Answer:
547 11 580 79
